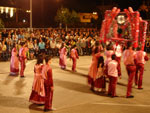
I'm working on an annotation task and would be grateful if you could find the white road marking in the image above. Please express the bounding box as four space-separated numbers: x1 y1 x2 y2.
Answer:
93 102 150 107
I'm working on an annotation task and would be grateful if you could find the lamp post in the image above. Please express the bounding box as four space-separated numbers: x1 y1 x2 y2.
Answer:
30 0 32 29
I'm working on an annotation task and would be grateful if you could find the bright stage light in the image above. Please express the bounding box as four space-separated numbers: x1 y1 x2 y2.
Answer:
5 7 9 13
1 7 4 14
10 8 13 17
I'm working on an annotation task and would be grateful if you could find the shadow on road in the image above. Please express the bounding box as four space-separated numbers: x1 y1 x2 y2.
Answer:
63 69 135 89
0 95 28 108
3 75 16 85
77 66 89 71
54 79 92 94
63 69 88 78
28 104 44 112
15 78 26 95
0 95 45 112
54 79 117 97
0 72 9 74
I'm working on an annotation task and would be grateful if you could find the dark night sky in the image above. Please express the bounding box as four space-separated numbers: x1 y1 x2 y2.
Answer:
0 0 145 27
12 0 143 11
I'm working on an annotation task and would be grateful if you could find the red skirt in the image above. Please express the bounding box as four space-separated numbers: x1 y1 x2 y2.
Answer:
88 76 106 89
29 90 45 104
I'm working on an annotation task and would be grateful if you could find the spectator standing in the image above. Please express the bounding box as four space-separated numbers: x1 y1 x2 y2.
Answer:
1 40 7 61
33 40 39 58
12 31 18 43
18 31 24 40
50 39 56 56
38 39 45 54
28 40 34 59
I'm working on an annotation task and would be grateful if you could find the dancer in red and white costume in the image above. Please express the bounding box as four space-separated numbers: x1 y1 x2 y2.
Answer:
10 43 19 76
123 42 136 98
113 42 122 75
107 54 121 97
19 42 27 77
135 47 149 89
59 43 67 70
42 56 55 111
70 45 79 72
29 55 45 104
88 46 101 91
105 44 114 66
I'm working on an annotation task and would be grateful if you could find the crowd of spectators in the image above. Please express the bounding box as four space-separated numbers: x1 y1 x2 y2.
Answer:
0 28 101 61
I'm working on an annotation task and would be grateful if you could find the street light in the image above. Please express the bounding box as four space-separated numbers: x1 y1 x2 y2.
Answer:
93 12 97 15
30 0 32 29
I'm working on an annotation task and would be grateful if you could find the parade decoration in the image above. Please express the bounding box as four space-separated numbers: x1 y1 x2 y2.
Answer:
100 7 148 50
139 20 148 50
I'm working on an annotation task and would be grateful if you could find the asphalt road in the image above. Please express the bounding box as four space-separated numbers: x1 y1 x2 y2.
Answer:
0 56 150 113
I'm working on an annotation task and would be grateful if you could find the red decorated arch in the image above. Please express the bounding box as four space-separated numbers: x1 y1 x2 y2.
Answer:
100 7 148 50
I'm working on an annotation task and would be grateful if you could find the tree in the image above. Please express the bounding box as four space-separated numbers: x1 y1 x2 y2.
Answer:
0 18 4 28
55 7 70 30
91 17 97 27
138 1 150 19
55 7 80 29
70 10 80 27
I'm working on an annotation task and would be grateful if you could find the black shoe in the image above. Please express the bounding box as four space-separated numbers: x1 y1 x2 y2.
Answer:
37 104 44 106
72 70 77 72
90 87 95 92
126 95 134 98
44 109 50 112
108 93 111 96
138 88 143 90
44 108 56 112
20 76 25 78
111 95 119 98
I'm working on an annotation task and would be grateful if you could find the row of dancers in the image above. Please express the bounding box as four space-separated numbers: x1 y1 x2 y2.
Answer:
10 41 79 77
88 41 149 98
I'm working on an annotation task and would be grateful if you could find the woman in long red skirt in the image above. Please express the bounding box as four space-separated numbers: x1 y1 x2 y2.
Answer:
59 43 67 69
10 43 19 76
42 56 55 111
88 46 101 91
29 55 45 104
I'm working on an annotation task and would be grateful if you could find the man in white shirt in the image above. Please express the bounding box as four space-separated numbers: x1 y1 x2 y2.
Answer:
50 39 56 56
135 47 149 89
107 54 121 97
113 42 122 76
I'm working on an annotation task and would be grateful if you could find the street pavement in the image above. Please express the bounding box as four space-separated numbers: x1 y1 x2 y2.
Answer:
0 56 150 113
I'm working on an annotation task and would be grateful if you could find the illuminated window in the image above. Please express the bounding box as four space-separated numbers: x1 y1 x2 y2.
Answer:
10 8 13 17
5 7 9 13
1 7 4 14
